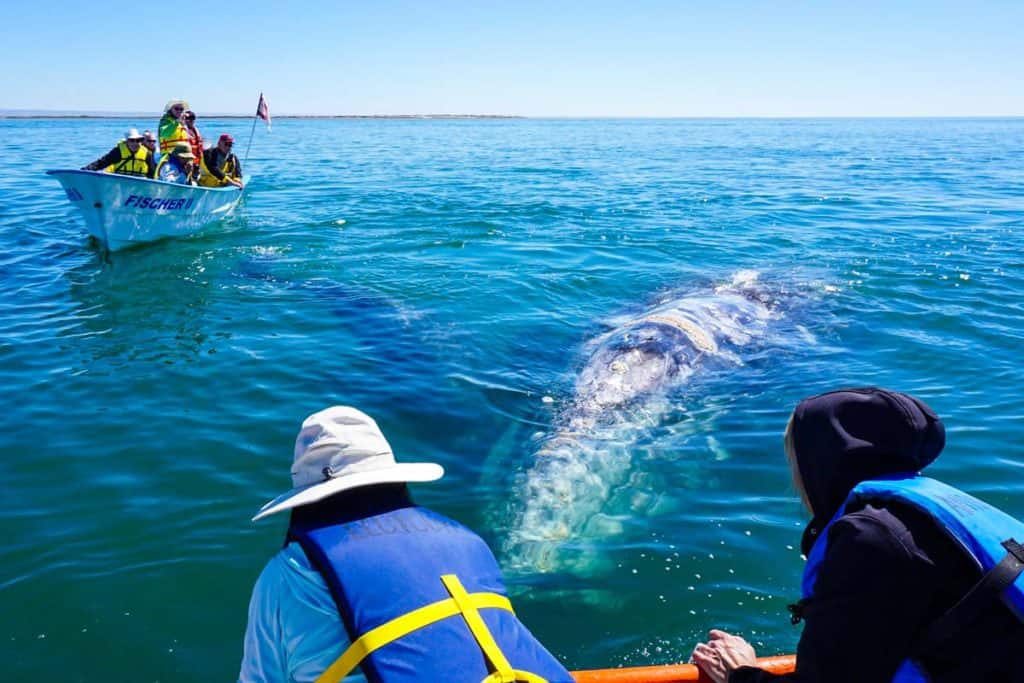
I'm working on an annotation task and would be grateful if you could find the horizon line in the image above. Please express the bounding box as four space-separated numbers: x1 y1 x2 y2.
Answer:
3 110 1024 121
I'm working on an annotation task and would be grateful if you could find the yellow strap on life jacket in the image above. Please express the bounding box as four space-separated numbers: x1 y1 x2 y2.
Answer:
441 576 550 683
316 575 547 683
482 671 549 683
443 574 516 682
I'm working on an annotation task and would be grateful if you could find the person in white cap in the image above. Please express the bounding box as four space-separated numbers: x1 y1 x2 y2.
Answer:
238 406 573 683
81 128 155 178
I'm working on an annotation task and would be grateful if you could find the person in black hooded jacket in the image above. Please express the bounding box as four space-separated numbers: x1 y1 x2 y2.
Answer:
691 387 1024 683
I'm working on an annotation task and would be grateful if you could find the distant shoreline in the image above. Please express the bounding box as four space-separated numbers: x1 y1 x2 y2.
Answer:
0 113 526 120
2 112 1020 120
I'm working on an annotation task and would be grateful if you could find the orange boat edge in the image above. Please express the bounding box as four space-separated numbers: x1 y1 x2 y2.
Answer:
571 654 796 683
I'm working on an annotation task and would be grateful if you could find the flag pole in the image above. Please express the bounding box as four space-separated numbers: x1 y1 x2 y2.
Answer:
242 92 262 169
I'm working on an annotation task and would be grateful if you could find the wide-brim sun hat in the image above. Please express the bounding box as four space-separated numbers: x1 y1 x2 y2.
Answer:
164 98 190 113
124 128 143 141
253 406 444 521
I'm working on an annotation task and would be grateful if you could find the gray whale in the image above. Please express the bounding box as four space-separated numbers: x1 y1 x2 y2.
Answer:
500 271 786 575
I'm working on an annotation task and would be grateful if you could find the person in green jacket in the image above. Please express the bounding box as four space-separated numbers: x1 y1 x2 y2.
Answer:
159 99 190 156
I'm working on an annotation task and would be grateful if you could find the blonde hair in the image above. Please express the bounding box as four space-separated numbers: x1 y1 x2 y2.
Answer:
784 414 813 515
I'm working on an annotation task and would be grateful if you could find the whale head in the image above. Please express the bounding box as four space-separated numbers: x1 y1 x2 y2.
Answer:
573 320 700 414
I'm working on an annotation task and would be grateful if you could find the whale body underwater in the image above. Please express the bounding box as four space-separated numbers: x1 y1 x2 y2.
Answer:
499 273 797 576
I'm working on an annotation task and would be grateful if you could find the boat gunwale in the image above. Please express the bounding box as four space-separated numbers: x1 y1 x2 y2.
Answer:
46 168 243 194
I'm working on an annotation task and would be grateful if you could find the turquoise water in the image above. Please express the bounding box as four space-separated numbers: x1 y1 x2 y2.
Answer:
2 117 1023 680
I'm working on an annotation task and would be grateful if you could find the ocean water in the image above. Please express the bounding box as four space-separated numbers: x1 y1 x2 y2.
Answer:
1 117 1023 680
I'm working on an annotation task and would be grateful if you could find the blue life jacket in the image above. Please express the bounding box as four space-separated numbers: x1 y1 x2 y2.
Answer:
289 502 573 683
801 475 1024 682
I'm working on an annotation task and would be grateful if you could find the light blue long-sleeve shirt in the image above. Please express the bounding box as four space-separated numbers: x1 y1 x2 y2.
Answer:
238 542 367 683
157 157 192 184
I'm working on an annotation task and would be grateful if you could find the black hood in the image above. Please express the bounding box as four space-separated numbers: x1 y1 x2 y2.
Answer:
791 387 945 541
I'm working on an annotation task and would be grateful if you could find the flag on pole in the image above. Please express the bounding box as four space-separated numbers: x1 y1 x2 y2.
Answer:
243 93 269 167
256 93 271 131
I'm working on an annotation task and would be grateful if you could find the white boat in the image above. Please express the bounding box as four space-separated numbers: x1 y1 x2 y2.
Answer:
47 169 243 251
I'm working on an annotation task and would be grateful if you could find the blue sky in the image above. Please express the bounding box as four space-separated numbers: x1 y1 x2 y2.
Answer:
2 1 1022 116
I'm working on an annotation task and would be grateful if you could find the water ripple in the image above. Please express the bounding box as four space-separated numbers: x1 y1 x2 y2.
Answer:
1 118 1023 677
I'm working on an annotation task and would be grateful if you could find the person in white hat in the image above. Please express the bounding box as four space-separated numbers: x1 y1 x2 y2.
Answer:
238 406 572 683
81 127 155 178
158 99 190 156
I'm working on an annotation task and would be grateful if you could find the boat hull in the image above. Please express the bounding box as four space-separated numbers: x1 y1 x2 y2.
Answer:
571 654 796 682
47 169 243 251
